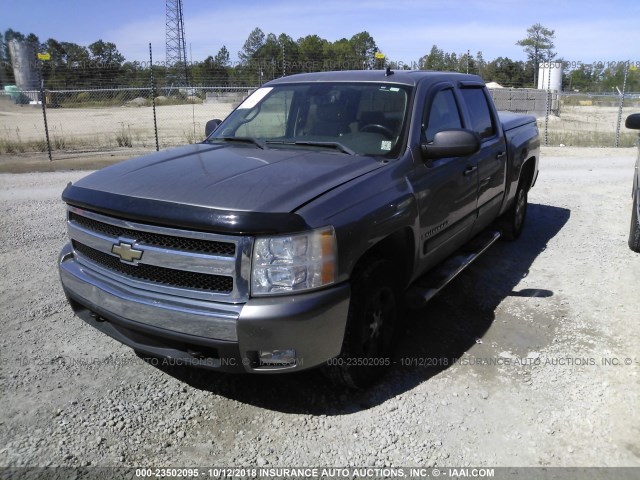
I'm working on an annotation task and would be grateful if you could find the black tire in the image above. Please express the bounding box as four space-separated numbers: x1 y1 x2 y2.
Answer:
323 259 400 389
500 181 528 241
629 189 640 252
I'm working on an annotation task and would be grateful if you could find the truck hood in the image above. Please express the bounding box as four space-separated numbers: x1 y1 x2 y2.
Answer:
63 143 384 233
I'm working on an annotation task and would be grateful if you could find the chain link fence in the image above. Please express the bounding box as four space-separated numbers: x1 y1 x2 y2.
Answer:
1 82 639 160
488 88 639 147
545 93 638 147
0 86 255 157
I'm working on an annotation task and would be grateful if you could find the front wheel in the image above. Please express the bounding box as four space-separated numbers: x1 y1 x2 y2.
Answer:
629 189 640 252
323 259 400 389
500 181 528 241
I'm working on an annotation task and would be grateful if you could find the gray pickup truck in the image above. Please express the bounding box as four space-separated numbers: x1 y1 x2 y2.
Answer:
59 70 539 388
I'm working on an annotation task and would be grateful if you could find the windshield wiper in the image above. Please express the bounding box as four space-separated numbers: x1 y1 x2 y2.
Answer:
215 136 267 149
290 140 356 155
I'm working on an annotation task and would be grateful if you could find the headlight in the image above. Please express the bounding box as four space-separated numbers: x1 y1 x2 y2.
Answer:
251 226 336 296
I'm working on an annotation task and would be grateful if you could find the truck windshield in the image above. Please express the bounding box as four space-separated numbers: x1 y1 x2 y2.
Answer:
206 82 411 157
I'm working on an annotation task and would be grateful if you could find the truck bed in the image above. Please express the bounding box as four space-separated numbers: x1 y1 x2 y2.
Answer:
498 111 537 132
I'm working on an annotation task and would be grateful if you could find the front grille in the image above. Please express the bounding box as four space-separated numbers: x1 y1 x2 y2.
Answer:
73 241 233 293
69 212 235 256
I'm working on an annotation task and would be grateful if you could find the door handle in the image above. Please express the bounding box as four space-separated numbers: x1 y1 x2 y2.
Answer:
496 151 506 160
464 166 477 176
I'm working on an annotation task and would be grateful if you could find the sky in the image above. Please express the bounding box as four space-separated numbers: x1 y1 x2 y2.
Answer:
2 0 639 68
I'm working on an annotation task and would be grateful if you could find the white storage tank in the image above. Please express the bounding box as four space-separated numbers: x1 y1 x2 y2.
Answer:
538 62 563 91
8 39 39 91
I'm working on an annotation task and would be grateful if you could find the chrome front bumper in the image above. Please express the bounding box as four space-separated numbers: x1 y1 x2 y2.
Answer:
59 243 350 372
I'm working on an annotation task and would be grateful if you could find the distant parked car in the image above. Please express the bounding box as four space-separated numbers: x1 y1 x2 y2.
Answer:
626 113 640 252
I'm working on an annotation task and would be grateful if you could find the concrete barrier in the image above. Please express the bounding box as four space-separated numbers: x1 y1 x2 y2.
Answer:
489 88 558 117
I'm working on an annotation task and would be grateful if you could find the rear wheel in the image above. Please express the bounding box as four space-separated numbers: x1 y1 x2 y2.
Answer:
629 190 640 252
323 259 399 389
500 181 528 241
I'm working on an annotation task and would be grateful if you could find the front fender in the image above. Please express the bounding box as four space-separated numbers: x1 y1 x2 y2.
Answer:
294 155 418 283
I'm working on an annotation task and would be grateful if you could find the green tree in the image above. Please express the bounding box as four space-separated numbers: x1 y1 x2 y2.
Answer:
601 63 640 94
298 34 328 69
325 38 352 69
26 33 42 52
484 57 529 87
38 39 94 87
516 23 556 87
349 31 377 69
119 61 149 88
253 33 280 80
214 45 230 67
239 27 265 64
237 27 266 83
278 33 299 75
60 41 90 65
444 52 458 71
87 40 124 86
197 46 231 85
4 28 25 43
251 33 300 78
88 40 124 65
419 45 445 70
1 31 12 84
564 63 596 92
41 38 65 86
456 51 477 74
475 51 486 77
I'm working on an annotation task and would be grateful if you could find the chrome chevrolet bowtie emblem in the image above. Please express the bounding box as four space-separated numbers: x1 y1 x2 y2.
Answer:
111 241 143 263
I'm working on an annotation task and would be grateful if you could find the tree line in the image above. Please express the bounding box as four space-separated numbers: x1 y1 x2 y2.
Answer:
1 25 637 93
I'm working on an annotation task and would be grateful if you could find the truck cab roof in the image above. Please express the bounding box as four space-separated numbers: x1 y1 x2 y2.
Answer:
265 70 484 88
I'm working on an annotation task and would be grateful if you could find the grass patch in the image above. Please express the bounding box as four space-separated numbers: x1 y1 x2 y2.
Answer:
115 124 133 147
182 127 199 144
561 95 640 108
0 136 53 153
0 125 111 154
0 127 26 153
541 130 637 147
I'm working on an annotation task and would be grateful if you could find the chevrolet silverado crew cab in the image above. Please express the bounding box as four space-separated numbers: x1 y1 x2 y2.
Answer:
59 70 539 388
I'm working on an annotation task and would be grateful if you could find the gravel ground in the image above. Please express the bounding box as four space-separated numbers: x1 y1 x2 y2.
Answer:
0 147 639 469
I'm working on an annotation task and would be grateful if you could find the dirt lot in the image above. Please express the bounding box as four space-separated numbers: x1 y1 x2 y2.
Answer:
0 101 235 153
0 147 639 470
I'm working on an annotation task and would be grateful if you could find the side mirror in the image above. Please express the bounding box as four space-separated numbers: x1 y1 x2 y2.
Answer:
625 113 640 130
205 119 222 137
421 129 480 160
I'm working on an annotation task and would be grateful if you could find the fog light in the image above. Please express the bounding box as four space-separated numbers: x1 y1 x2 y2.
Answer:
259 349 296 366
